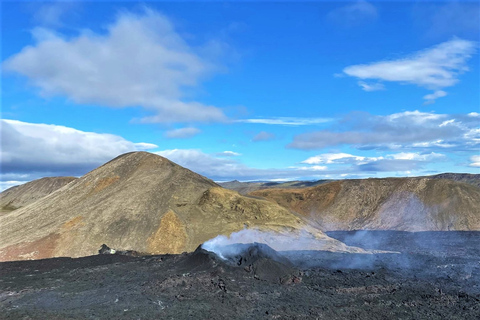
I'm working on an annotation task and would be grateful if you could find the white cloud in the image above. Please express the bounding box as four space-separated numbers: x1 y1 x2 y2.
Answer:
358 81 385 92
238 117 331 126
3 9 227 123
1 119 157 177
289 110 478 151
155 149 336 181
216 151 241 157
156 148 443 182
343 38 477 100
470 155 480 167
423 90 447 104
252 131 276 142
0 181 28 193
134 142 160 150
300 152 444 174
294 165 328 171
389 152 445 161
302 153 367 165
468 112 480 117
165 127 201 139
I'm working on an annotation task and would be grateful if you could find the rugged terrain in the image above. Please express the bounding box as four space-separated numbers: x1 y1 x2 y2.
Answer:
1 231 479 319
0 152 351 262
250 177 480 231
0 177 77 213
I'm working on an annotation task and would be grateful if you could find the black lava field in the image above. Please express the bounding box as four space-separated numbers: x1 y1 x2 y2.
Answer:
1 231 479 319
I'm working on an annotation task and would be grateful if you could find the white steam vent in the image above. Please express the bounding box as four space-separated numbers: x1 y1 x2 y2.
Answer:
202 228 338 260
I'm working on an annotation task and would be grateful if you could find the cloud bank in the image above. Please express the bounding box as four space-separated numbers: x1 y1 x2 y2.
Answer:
1 119 157 185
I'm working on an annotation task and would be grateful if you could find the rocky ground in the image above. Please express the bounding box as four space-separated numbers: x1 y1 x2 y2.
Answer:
1 231 479 319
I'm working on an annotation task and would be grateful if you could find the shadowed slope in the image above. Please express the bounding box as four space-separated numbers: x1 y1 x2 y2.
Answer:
250 177 480 231
0 152 351 262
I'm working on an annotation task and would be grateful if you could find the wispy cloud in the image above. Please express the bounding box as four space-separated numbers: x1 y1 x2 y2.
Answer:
343 38 477 102
423 90 447 104
288 110 479 151
358 81 385 92
252 131 275 142
302 153 370 165
327 0 378 27
238 117 331 126
414 2 480 39
165 127 201 139
3 8 227 123
32 2 80 27
216 151 241 157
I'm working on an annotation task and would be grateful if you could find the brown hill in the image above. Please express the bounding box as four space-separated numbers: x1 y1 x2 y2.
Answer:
250 177 480 231
0 152 355 262
0 177 77 213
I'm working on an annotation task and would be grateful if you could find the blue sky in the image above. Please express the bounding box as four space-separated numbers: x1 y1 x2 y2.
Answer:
1 0 479 190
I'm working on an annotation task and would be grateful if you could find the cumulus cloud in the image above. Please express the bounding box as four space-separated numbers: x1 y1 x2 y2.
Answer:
3 9 227 123
165 127 201 139
470 155 480 167
327 0 378 27
237 117 331 126
288 110 478 151
0 119 157 178
253 131 276 142
343 38 477 102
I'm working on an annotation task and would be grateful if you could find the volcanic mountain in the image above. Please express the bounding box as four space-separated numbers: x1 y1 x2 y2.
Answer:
0 177 77 213
250 177 480 231
0 152 354 262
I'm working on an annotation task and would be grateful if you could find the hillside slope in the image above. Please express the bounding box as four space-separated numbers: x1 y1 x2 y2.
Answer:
250 177 480 231
0 152 353 262
0 177 77 212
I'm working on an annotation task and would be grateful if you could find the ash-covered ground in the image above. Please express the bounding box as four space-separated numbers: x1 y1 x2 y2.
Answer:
1 231 479 319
